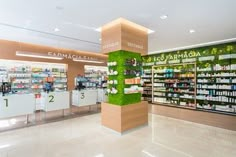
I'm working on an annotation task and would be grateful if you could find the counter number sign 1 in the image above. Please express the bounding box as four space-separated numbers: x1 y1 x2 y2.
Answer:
49 95 55 103
4 99 8 107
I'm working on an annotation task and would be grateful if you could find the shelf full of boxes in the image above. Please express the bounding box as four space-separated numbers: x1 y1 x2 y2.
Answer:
152 63 196 109
141 44 236 115
196 54 236 114
141 62 155 102
0 60 68 110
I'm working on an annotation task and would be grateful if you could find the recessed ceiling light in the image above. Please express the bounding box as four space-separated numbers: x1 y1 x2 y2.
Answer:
56 6 64 10
54 28 60 32
160 15 168 20
189 29 196 33
99 38 102 41
95 27 101 32
148 29 155 34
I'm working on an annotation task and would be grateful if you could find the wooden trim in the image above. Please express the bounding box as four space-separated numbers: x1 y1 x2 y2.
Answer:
152 104 236 131
102 101 148 133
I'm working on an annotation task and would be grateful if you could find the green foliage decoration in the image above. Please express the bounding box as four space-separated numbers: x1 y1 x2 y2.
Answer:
108 50 142 106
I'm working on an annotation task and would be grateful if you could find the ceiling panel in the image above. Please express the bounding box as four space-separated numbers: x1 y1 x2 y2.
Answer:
0 0 235 53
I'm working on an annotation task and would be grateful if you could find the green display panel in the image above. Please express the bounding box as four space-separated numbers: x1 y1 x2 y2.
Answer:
108 50 142 106
142 43 235 65
142 42 236 115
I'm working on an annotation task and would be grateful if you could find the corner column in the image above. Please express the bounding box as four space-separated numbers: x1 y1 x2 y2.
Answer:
100 18 149 133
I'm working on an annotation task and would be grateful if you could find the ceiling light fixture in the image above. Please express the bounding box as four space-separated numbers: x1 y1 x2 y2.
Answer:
94 154 104 157
73 58 104 63
160 15 168 20
148 29 155 34
54 28 60 32
99 38 102 41
16 51 63 60
95 27 102 32
56 6 64 10
189 29 196 34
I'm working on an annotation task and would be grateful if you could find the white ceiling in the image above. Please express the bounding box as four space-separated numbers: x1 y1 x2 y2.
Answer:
0 0 235 54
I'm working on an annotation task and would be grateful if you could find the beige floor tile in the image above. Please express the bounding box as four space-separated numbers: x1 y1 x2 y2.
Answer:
0 113 235 157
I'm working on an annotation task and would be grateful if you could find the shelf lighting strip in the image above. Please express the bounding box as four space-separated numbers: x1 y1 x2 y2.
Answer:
16 51 63 60
73 58 104 63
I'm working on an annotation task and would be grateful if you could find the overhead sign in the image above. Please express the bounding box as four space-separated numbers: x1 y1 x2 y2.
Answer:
48 52 98 61
142 44 235 65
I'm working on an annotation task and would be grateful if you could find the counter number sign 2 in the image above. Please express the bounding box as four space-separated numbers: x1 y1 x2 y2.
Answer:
4 99 8 107
49 95 55 103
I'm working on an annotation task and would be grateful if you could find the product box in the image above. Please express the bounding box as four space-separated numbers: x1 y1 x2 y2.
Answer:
125 78 134 84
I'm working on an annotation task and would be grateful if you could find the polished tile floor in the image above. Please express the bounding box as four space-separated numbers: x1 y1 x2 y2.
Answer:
0 113 235 157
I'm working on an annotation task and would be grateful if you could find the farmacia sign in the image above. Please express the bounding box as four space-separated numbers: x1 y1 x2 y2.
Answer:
48 52 98 60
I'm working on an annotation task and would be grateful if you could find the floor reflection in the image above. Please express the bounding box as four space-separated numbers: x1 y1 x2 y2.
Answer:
0 113 235 157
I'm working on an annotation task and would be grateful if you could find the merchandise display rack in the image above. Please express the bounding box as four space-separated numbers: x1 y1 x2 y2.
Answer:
152 63 197 109
84 65 108 88
141 44 236 115
31 66 67 93
141 68 152 102
8 66 31 92
123 58 142 94
196 54 236 113
0 60 68 94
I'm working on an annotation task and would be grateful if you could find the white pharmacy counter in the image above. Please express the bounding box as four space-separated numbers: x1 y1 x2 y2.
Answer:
72 89 97 107
0 94 35 119
97 88 107 103
40 91 70 112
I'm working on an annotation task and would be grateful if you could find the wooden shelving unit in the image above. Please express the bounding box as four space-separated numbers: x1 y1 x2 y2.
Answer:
152 63 197 109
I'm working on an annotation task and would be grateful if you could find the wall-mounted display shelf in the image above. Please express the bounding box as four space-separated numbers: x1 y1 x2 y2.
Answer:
107 57 142 96
152 63 197 109
107 62 118 95
196 59 236 113
141 69 152 102
31 65 67 93
142 43 236 115
0 60 68 94
123 58 142 94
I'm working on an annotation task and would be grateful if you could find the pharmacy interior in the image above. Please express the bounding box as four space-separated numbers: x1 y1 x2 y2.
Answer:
0 39 107 130
1 39 236 131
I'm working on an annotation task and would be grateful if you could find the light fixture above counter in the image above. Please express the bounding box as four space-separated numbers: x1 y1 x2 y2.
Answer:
15 51 106 63
16 51 63 60
72 58 104 63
